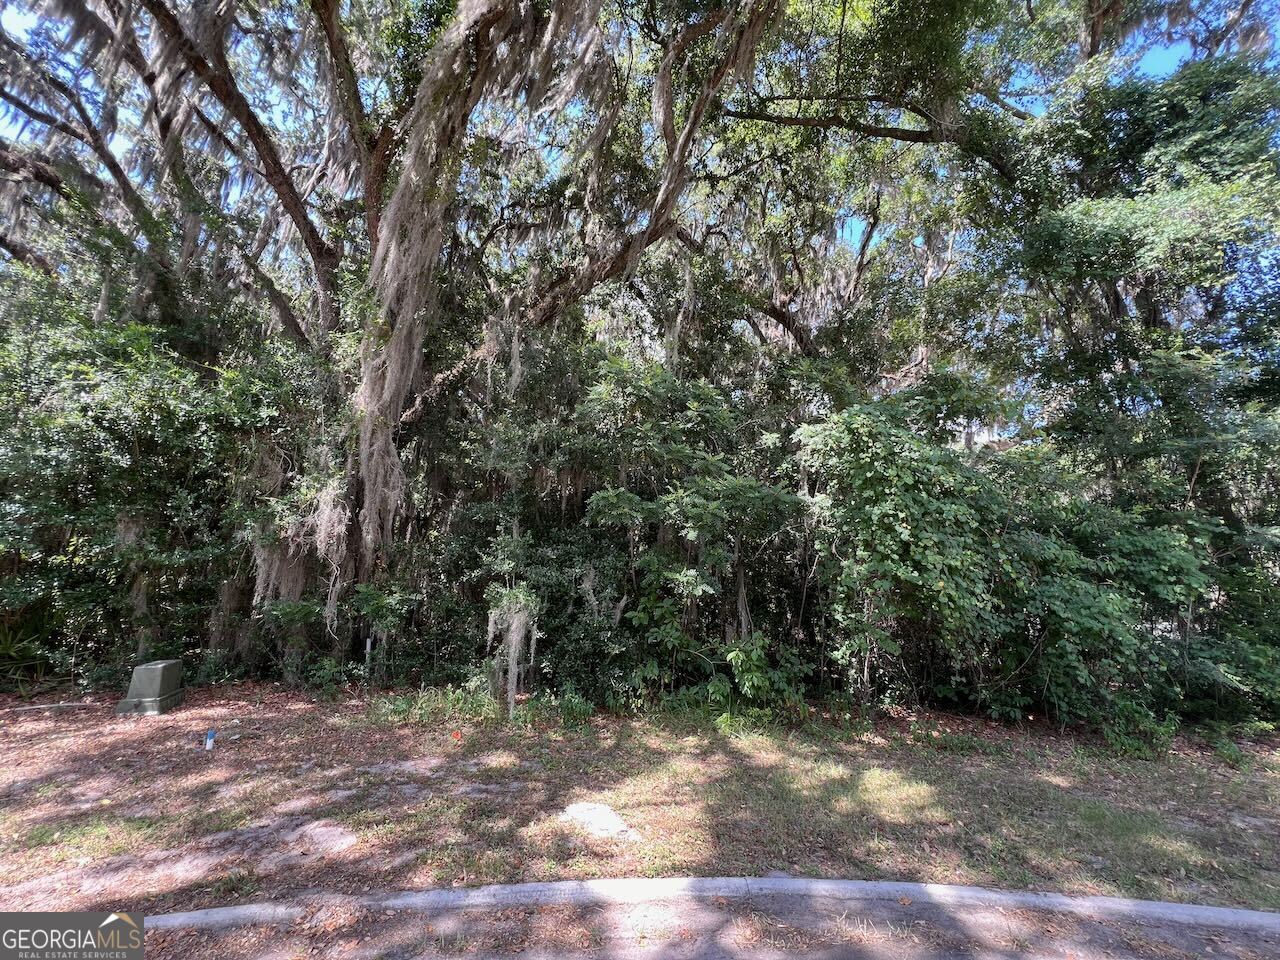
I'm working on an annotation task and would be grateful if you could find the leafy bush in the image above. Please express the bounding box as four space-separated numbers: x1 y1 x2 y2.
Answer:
1101 701 1180 759
552 686 595 729
799 405 1214 729
0 623 51 690
303 656 348 699
370 677 501 726
191 650 246 687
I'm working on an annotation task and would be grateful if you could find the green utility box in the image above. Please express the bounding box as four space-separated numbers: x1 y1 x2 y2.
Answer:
115 659 185 715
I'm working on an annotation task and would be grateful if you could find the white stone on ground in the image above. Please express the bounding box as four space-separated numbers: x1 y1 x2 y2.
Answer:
560 802 640 841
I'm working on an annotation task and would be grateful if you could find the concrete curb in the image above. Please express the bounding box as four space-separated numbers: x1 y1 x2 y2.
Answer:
144 877 1280 935
147 902 306 930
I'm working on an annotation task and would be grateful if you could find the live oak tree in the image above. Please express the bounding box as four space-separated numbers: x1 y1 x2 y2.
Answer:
3 0 777 620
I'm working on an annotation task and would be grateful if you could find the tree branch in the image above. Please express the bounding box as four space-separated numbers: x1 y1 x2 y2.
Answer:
138 0 341 329
722 107 1017 182
723 107 941 143
308 0 370 171
0 138 103 196
977 88 1035 122
654 11 727 157
525 1 779 332
0 230 56 275
674 224 813 354
103 0 312 348
19 59 161 247
0 85 89 144
234 249 311 347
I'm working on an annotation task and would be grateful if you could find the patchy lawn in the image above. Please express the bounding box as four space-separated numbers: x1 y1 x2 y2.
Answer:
1 683 1277 918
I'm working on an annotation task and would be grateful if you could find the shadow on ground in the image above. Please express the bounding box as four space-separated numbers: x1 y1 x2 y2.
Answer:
2 683 1278 957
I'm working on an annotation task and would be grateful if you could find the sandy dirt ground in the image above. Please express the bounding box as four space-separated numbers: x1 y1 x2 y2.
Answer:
3 683 1278 957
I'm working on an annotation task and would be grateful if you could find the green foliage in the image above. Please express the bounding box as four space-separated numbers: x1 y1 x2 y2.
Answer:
581 360 803 705
0 277 307 685
370 677 501 726
1209 735 1251 770
369 677 593 730
0 621 52 689
191 649 245 687
549 685 595 729
909 722 1010 757
350 585 415 634
303 656 349 698
208 869 260 900
1101 701 1180 759
712 705 779 736
799 402 1225 730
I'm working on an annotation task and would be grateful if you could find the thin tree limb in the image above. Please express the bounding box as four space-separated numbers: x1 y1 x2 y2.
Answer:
138 0 341 329
308 0 371 173
0 230 56 275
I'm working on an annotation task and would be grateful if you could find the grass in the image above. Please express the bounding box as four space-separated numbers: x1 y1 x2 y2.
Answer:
347 707 1280 910
2 683 1277 916
908 721 1012 756
207 869 260 899
17 815 163 864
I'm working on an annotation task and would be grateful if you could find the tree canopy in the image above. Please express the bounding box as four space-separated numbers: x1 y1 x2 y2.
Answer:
2 0 1279 746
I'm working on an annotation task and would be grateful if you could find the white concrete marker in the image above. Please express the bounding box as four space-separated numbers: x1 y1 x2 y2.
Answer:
559 801 640 840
